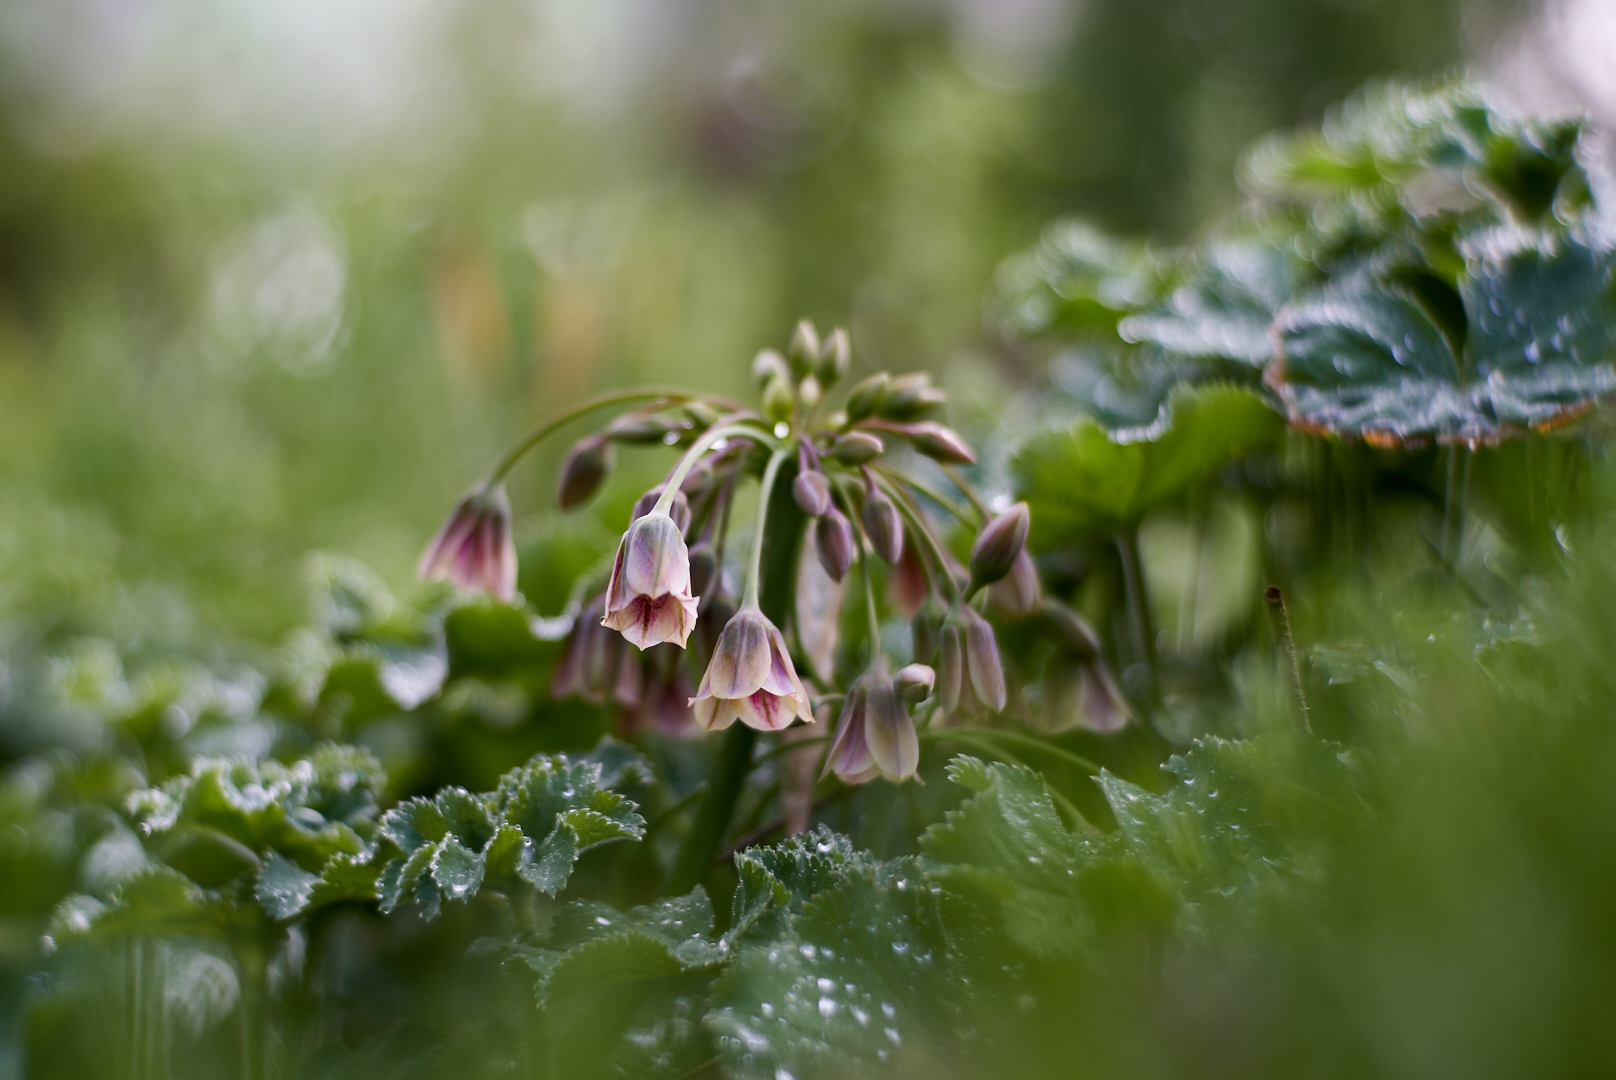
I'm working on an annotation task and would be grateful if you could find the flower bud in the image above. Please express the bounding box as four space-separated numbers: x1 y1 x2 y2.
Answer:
607 415 673 445
831 431 884 465
1037 600 1100 660
419 483 518 601
816 327 851 388
845 372 889 421
894 664 935 704
879 373 945 420
988 550 1042 618
763 375 794 424
632 487 692 534
680 459 715 501
787 319 820 380
888 541 926 619
797 374 823 412
815 507 855 583
968 502 1030 593
683 400 722 429
961 608 1007 712
911 606 942 663
861 482 904 565
687 541 719 599
752 348 790 389
792 469 831 518
939 624 963 714
557 435 614 510
902 422 976 465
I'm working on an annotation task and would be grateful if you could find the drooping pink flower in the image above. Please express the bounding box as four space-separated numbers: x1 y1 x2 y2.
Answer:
603 512 700 650
418 483 518 601
689 606 814 732
823 664 920 784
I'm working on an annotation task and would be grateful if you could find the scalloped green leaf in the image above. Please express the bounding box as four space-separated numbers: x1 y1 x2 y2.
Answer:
989 220 1165 338
1013 383 1282 544
1269 238 1616 444
1118 237 1303 366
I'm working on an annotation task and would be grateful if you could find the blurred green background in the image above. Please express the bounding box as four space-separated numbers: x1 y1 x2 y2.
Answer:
0 0 1599 653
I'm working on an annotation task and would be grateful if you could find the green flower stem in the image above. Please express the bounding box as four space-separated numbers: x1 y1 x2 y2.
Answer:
872 471 966 606
741 448 791 608
826 473 887 656
920 730 1087 829
873 463 977 526
654 423 780 519
754 733 832 764
1114 527 1158 693
940 463 991 518
662 724 757 897
490 388 703 482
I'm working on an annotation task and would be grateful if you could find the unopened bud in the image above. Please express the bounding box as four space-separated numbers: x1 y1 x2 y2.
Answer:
632 487 692 533
831 431 884 465
939 624 963 713
845 372 889 421
683 400 722 429
894 664 935 704
752 348 790 389
798 375 823 412
608 415 673 445
817 328 851 388
787 319 821 380
763 375 794 424
988 550 1042 618
962 608 1007 712
816 507 855 583
879 374 946 420
557 434 614 510
912 607 942 663
1037 600 1100 660
862 483 904 565
903 422 976 465
969 502 1030 593
688 541 719 599
680 458 715 501
792 469 831 518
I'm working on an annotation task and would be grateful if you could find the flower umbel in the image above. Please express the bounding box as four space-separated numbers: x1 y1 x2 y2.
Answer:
418 483 518 601
690 605 814 731
603 512 700 650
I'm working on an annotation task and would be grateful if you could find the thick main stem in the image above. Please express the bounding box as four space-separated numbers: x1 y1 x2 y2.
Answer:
662 724 757 897
1264 585 1312 732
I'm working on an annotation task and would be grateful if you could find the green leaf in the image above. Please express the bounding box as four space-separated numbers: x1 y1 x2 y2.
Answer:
1269 238 1616 444
988 221 1164 338
1118 237 1303 366
255 852 319 921
1013 383 1282 544
430 837 485 902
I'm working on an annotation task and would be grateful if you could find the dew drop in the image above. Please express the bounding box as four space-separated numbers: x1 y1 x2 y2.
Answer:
817 977 836 994
818 997 839 1018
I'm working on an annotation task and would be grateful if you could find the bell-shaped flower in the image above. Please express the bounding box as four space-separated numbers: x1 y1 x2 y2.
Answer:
689 605 814 731
939 608 1007 715
603 512 700 650
823 665 920 784
418 483 518 601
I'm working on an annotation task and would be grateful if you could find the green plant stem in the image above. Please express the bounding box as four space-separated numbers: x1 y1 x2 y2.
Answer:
754 734 832 764
237 938 269 1080
741 449 791 608
1114 527 1158 693
489 388 702 482
654 423 779 519
940 463 991 518
1264 586 1312 733
872 463 977 525
662 725 758 896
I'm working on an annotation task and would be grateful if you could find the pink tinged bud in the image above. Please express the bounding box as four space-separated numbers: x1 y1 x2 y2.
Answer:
988 550 1042 618
894 663 935 704
969 502 1031 593
792 470 832 518
554 595 620 703
902 423 976 465
690 606 815 732
602 513 700 650
831 431 884 465
633 487 691 534
861 483 904 565
939 624 963 714
888 541 927 618
418 484 518 602
815 508 855 583
557 435 614 510
816 327 850 388
961 608 1008 712
680 459 716 500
